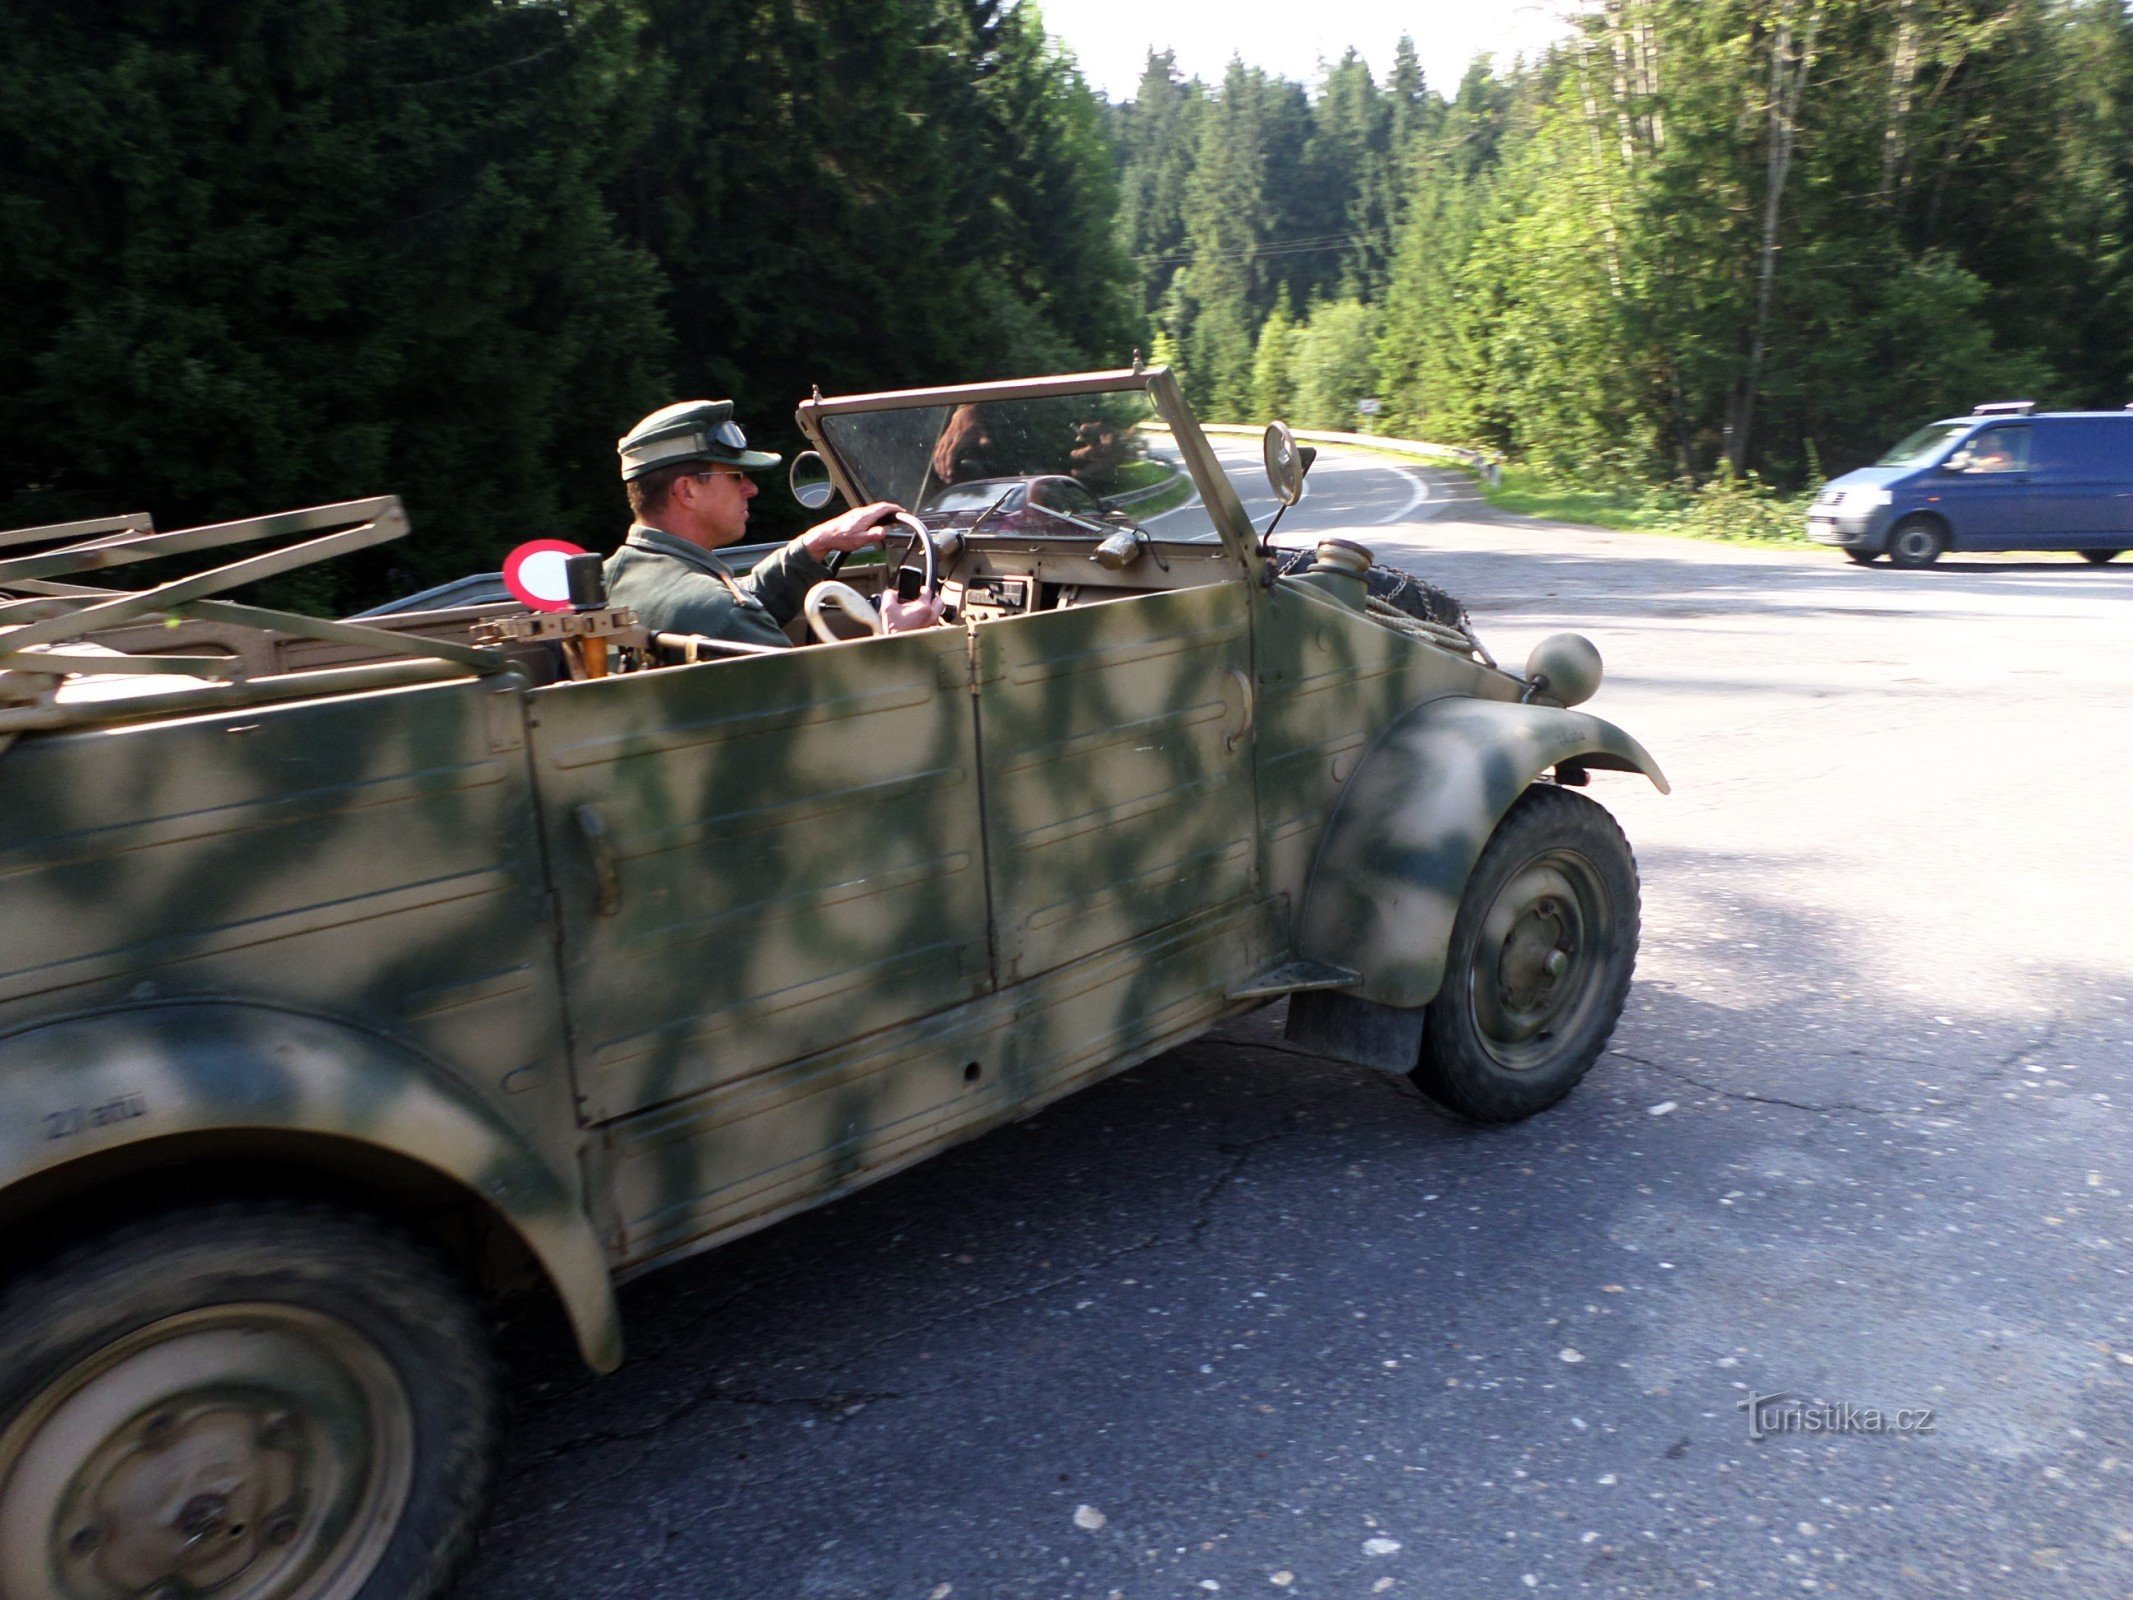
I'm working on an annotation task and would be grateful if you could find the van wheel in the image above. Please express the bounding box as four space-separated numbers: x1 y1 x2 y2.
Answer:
1843 549 1879 565
1886 517 1946 568
1414 786 1640 1124
0 1198 497 1600
2080 549 2121 565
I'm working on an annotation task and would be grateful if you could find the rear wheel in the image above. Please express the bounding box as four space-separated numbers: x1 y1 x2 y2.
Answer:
1886 516 1946 569
1843 548 1879 565
2080 549 2122 565
1414 785 1640 1123
0 1199 497 1600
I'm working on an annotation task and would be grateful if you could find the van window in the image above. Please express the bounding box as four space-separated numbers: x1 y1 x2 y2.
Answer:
1877 421 1970 467
1954 424 2030 474
2033 418 2133 476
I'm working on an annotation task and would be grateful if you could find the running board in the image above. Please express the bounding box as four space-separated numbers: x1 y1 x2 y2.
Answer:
1227 959 1361 1002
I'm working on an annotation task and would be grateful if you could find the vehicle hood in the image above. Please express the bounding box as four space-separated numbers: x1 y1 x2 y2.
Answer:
1819 465 1915 495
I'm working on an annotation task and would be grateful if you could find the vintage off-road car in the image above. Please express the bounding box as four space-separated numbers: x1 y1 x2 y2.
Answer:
0 369 1663 1600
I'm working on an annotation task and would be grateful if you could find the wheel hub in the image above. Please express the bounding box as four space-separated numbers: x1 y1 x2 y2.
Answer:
1492 894 1579 1032
1468 853 1610 1071
0 1306 414 1600
76 1404 300 1593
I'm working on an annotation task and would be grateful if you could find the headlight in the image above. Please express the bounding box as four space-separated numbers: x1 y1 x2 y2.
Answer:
1850 487 1893 508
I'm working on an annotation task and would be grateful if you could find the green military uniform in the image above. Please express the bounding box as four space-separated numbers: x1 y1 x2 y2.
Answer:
603 524 829 648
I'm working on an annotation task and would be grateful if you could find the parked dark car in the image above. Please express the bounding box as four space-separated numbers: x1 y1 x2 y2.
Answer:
1807 401 2133 567
921 473 1139 536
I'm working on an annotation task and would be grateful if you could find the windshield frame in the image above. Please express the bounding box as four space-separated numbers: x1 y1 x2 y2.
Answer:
793 367 1261 569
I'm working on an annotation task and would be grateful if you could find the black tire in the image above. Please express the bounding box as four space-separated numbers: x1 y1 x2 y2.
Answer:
1885 516 1946 568
1414 785 1640 1123
1843 548 1879 565
0 1198 497 1600
2080 549 2122 565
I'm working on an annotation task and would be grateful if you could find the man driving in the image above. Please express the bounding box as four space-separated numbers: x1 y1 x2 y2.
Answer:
606 399 938 647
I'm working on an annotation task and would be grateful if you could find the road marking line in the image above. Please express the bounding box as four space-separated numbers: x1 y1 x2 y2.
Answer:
1379 465 1431 524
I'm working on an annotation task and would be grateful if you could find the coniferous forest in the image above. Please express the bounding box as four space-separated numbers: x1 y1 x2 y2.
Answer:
4 1 2130 604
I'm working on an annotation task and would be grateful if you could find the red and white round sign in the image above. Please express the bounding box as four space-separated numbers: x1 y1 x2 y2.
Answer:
501 539 590 613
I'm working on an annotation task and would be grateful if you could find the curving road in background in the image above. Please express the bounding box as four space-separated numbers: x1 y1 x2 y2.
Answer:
467 440 2133 1600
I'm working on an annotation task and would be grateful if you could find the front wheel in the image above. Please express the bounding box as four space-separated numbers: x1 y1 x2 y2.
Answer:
0 1198 498 1600
1415 785 1640 1123
2080 549 2122 565
1886 516 1946 568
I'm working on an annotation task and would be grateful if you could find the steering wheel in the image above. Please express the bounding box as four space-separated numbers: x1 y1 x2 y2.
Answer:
804 581 882 644
821 508 941 584
808 512 942 644
884 510 940 602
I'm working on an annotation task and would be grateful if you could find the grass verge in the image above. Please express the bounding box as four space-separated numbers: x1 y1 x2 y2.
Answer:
1478 463 1816 546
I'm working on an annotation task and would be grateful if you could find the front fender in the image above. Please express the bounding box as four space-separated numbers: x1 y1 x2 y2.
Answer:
0 1001 622 1372
1298 696 1667 1008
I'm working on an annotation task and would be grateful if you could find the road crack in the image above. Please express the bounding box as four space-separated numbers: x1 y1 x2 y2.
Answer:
1612 1049 1892 1115
1612 1012 2065 1119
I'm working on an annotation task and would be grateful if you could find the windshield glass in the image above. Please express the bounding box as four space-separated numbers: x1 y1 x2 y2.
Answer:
928 482 1024 513
818 388 1221 542
1878 421 1971 467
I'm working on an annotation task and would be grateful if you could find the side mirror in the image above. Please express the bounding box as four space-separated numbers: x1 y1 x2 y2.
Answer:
1263 421 1314 506
790 450 838 510
1943 450 1974 473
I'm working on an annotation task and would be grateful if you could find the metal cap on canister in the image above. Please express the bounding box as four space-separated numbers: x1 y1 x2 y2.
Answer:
1307 538 1373 578
1299 538 1372 611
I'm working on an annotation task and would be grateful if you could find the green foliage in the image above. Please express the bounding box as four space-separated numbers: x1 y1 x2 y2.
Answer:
1482 463 1814 545
1652 469 1816 545
0 0 669 607
0 0 1133 608
1114 0 2133 505
1288 299 1383 430
1248 304 1300 423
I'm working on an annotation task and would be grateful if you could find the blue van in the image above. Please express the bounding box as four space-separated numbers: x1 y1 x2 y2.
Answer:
1806 402 2133 567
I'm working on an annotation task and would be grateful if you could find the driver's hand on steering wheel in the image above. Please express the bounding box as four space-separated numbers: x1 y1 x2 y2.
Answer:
800 501 905 560
877 590 944 633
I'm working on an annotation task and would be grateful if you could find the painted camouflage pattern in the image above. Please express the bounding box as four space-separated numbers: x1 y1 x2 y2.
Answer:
1297 694 1667 1009
0 366 1661 1380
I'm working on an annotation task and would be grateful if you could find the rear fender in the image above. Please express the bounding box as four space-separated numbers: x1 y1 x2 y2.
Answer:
0 1001 621 1372
1298 697 1667 1008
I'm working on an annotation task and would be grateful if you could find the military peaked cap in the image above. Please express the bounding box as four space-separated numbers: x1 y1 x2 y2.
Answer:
618 399 783 480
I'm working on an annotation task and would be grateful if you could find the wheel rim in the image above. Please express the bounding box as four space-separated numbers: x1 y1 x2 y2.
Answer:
1464 848 1614 1072
1894 525 1936 562
0 1305 414 1600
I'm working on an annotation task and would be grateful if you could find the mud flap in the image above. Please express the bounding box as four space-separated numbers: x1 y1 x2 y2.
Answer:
1285 989 1426 1074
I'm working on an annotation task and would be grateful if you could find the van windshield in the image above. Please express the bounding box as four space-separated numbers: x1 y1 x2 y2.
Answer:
1878 422 1971 467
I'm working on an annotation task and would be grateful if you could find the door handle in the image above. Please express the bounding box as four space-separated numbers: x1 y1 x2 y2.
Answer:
1221 667 1255 752
573 803 622 917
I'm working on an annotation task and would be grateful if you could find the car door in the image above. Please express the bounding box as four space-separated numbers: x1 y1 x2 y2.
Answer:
1942 422 2035 549
971 576 1266 1061
526 629 992 1260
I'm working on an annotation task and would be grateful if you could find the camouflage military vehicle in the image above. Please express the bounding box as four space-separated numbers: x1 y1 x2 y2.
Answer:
0 368 1663 1599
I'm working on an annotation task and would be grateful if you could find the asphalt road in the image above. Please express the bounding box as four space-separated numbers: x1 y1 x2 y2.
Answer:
465 444 2133 1600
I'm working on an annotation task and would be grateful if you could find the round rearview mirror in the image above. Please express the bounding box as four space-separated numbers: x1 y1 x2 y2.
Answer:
790 450 838 510
1263 421 1306 507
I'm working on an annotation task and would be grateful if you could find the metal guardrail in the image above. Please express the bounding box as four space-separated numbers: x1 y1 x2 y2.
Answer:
1199 422 1504 487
